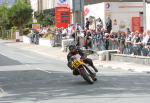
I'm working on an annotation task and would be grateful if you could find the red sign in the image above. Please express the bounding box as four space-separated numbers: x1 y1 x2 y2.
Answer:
55 7 71 28
132 17 141 32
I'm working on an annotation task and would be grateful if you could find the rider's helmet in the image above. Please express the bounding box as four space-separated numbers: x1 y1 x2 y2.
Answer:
68 45 76 52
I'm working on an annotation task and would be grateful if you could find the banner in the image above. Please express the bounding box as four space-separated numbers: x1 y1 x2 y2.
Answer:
132 17 141 32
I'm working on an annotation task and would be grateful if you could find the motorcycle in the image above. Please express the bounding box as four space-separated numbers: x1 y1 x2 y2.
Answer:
71 54 97 84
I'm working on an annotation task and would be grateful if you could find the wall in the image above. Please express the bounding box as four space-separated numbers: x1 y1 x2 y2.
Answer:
146 3 150 30
42 0 55 10
107 2 143 32
30 0 38 11
84 3 105 26
112 54 150 65
84 2 144 32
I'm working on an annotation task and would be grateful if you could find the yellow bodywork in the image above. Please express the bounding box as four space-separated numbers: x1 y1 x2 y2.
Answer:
72 60 84 69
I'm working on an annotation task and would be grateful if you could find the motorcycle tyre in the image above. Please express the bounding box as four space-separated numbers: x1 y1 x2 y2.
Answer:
79 66 94 84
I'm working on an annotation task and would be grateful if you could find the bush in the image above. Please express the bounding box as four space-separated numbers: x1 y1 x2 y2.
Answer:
11 26 17 32
23 28 30 36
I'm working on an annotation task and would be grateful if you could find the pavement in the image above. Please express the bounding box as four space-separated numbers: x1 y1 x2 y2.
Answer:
1 39 150 73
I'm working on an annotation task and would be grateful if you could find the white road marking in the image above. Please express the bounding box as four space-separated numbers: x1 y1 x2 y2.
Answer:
36 67 53 74
0 88 7 97
25 64 53 74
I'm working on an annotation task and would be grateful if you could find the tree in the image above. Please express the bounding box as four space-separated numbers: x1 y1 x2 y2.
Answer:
9 0 33 35
0 5 10 29
34 9 55 27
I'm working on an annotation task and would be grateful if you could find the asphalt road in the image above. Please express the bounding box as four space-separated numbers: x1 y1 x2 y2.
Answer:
0 41 150 103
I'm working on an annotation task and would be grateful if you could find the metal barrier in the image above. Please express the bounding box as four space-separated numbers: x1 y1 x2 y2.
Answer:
54 33 62 47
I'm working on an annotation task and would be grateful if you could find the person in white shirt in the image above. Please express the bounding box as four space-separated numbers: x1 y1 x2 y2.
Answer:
67 24 73 38
142 30 150 56
142 30 150 45
39 27 47 37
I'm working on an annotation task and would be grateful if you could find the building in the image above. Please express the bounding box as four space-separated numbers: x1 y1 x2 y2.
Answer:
30 0 55 12
30 0 150 31
84 0 150 32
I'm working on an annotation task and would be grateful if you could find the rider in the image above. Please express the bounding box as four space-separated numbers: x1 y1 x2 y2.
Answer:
67 45 98 75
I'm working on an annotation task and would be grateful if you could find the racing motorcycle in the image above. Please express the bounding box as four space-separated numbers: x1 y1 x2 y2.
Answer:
71 54 97 84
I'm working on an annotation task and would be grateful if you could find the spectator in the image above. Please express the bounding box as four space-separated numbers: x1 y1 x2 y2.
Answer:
39 27 47 37
96 17 103 31
104 33 110 50
126 28 131 35
131 31 142 55
85 18 90 30
118 32 126 54
142 30 150 56
61 28 67 37
124 32 132 54
111 32 118 50
67 24 73 38
105 17 112 33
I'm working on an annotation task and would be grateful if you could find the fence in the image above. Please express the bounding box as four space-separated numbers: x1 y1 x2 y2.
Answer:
0 29 12 40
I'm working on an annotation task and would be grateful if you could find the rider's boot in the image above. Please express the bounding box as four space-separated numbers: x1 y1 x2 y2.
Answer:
73 70 80 76
92 66 98 72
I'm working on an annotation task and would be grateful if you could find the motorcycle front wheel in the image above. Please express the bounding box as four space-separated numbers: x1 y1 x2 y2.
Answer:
79 66 94 84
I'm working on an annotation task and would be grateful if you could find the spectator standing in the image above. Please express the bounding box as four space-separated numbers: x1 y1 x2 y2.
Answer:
104 33 110 50
111 32 118 50
131 31 142 55
118 32 126 54
124 32 132 54
96 17 103 32
142 30 150 56
105 17 112 33
85 18 90 30
126 28 131 35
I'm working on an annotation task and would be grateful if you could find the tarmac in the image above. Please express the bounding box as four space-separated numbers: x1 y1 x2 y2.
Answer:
1 39 150 73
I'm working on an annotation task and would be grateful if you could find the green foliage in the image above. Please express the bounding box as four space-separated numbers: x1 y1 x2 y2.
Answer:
44 14 55 26
34 9 55 26
11 26 17 32
34 12 45 26
23 28 30 35
0 5 11 29
9 0 33 27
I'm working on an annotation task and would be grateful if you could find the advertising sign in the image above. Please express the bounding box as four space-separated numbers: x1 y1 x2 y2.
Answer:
55 7 71 28
132 17 141 32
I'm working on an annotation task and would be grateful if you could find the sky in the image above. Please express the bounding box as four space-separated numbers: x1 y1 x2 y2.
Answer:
0 0 15 6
